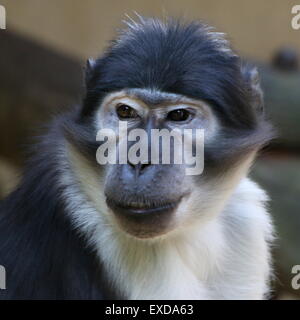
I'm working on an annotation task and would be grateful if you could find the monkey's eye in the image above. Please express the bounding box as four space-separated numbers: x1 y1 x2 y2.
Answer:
167 109 190 122
116 104 139 119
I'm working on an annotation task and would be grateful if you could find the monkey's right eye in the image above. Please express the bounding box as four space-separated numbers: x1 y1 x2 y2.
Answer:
116 104 139 119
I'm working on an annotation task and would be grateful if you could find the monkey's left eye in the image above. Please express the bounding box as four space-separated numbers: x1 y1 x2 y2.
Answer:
167 109 191 122
116 104 139 119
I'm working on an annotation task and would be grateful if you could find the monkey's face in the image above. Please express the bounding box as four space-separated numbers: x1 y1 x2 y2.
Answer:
95 88 221 239
66 18 272 240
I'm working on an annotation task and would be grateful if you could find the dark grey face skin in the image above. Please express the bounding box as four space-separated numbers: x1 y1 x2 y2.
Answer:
105 158 190 238
80 87 249 239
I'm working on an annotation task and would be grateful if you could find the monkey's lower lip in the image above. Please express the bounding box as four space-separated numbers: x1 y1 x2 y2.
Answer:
106 198 179 217
106 197 181 238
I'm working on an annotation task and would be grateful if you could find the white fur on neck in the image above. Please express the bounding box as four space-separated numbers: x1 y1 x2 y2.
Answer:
59 143 273 299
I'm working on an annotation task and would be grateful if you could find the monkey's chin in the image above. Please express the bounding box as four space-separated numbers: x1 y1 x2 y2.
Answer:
106 198 180 239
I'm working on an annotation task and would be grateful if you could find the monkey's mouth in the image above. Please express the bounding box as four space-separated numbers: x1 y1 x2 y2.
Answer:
106 197 182 238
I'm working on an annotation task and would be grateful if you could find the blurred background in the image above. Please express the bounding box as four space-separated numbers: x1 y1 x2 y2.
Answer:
0 0 299 299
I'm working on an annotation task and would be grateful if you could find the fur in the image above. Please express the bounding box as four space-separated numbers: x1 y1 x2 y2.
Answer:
64 140 273 300
0 17 274 299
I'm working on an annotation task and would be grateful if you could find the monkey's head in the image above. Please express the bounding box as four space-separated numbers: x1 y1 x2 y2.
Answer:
64 17 272 240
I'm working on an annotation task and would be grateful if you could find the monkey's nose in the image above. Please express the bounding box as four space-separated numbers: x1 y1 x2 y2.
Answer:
128 161 151 176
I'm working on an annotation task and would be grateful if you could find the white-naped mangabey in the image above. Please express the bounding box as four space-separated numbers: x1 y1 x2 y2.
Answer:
0 17 274 300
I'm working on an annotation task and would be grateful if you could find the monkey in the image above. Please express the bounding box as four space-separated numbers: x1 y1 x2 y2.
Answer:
0 17 274 300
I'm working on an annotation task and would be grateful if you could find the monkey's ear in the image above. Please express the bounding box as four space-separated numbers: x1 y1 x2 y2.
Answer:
85 58 96 85
242 64 264 115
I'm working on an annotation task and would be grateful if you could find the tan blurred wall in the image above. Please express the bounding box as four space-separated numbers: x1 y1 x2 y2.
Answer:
1 0 300 61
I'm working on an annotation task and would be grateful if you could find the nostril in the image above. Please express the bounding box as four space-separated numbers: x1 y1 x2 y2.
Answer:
127 161 151 175
141 163 150 171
